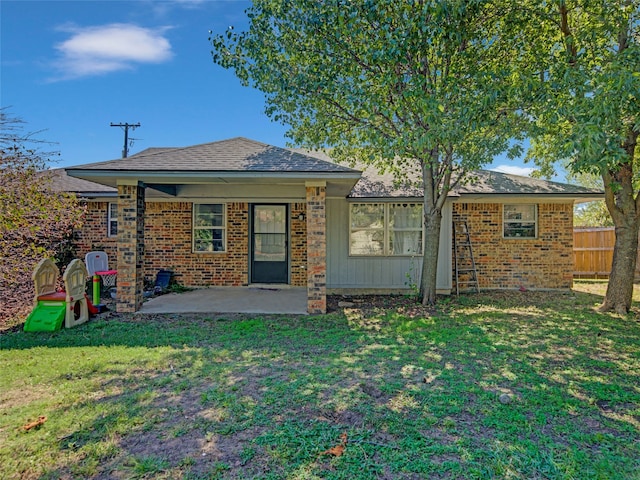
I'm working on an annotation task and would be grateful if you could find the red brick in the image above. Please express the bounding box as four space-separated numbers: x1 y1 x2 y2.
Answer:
453 202 573 289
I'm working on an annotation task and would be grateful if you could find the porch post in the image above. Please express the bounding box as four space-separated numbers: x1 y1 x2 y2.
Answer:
306 182 327 314
116 180 146 313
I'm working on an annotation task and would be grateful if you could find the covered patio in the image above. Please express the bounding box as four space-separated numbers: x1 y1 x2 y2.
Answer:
138 285 308 315
66 138 362 316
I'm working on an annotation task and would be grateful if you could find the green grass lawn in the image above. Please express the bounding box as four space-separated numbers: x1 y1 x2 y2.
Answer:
1 282 639 479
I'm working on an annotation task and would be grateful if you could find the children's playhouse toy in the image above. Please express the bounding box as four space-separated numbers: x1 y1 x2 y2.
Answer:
24 258 91 332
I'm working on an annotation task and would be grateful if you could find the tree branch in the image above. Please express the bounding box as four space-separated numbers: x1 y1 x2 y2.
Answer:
558 1 578 66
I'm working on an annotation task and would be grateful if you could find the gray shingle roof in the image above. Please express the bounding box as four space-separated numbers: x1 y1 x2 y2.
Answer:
452 170 601 196
47 168 116 195
348 164 423 198
348 166 602 198
129 147 175 157
63 138 601 199
294 149 602 198
69 137 358 173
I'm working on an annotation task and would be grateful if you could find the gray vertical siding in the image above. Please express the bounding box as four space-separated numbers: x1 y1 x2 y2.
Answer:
326 198 453 292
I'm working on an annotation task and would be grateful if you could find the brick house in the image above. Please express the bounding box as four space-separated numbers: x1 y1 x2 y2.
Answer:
63 137 601 314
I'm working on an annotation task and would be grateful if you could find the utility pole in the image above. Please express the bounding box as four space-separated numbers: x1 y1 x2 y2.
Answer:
110 122 140 158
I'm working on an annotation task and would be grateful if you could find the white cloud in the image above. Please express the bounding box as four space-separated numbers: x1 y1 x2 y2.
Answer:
490 164 536 177
52 23 172 80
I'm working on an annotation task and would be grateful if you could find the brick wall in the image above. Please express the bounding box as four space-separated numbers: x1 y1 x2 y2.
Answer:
453 202 574 289
77 201 308 288
290 202 307 286
75 201 117 262
144 202 249 287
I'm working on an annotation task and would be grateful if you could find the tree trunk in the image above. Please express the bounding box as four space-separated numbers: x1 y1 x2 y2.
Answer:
418 150 451 306
419 207 442 306
600 144 640 315
600 217 638 314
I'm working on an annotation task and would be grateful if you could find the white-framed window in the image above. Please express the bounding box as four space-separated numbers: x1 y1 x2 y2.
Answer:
503 204 537 238
349 203 423 256
108 202 118 237
193 204 226 252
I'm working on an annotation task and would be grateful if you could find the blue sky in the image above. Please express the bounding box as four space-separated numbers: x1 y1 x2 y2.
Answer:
2 0 535 176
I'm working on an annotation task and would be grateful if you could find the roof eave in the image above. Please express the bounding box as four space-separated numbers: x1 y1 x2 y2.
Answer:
452 192 604 203
66 169 362 186
75 192 119 199
346 192 603 202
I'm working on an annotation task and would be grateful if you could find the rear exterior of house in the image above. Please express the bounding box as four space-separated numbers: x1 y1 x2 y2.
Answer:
64 138 600 314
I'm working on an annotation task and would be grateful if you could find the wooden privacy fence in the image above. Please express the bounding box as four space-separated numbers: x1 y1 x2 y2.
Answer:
573 227 640 278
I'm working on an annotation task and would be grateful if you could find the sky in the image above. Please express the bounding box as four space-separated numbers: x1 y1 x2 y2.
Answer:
1 0 535 177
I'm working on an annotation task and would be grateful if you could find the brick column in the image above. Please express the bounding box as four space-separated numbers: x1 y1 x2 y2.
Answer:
306 182 326 314
116 181 145 312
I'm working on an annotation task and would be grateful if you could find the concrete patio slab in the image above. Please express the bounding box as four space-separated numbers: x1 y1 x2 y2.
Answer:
138 286 307 315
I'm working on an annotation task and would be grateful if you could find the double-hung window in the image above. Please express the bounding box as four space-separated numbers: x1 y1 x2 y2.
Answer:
193 204 226 252
107 202 118 237
503 204 537 238
350 203 385 255
350 203 423 256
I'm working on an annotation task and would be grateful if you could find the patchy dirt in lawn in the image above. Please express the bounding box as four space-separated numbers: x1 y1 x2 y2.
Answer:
97 388 269 479
87 335 389 478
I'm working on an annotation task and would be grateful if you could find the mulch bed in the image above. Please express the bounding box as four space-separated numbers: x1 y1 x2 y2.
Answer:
327 294 439 318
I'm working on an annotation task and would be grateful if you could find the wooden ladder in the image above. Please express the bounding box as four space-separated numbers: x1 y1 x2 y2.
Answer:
453 217 479 295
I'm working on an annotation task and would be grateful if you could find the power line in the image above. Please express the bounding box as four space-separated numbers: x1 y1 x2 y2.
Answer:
110 122 140 158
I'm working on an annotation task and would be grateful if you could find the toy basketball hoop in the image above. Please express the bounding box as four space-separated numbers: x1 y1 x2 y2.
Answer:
95 270 117 287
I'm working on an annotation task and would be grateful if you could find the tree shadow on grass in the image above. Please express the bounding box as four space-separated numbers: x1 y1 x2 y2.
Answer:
1 290 639 478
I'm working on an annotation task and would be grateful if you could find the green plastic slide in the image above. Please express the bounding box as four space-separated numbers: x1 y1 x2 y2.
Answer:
23 302 66 332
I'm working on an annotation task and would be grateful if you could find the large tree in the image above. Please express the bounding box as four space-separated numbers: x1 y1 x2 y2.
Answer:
0 110 84 327
211 0 523 304
510 1 639 313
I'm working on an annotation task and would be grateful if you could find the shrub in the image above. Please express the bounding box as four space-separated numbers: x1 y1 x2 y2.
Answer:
0 110 85 329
